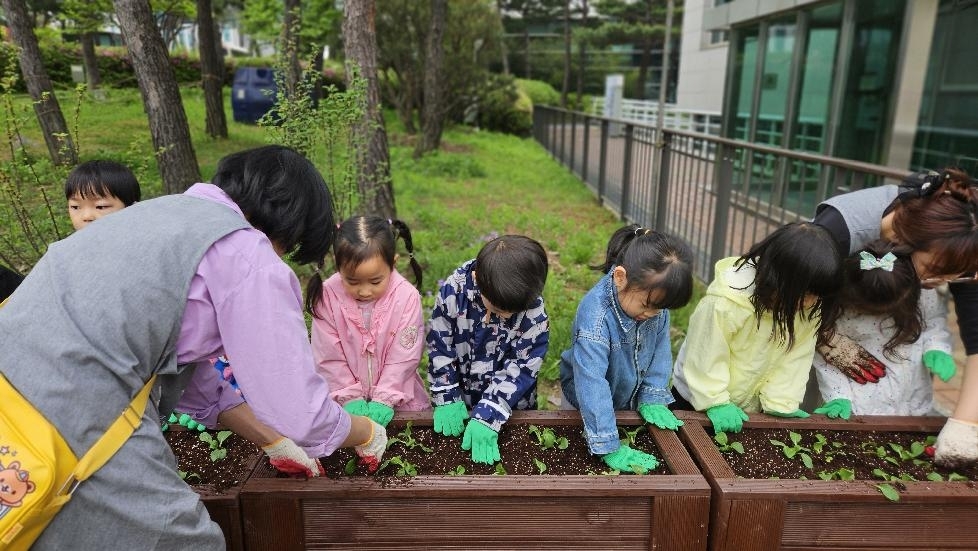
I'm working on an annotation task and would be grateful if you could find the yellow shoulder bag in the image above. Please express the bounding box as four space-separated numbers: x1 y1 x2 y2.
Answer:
0 373 156 549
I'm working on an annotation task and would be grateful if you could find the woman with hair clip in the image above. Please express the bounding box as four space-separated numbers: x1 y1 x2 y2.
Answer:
813 168 978 467
309 216 429 428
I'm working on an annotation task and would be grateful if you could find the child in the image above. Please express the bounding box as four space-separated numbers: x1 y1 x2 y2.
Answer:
65 160 141 230
672 222 843 433
427 234 549 464
560 225 694 474
813 240 954 418
308 216 429 427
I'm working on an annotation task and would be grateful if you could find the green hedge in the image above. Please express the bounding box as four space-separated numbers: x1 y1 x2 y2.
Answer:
0 41 345 92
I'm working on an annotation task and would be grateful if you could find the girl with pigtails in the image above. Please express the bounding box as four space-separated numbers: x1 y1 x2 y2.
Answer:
560 225 694 474
308 216 430 428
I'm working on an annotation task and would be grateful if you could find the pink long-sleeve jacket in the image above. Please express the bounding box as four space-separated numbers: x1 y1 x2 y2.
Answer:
311 269 430 411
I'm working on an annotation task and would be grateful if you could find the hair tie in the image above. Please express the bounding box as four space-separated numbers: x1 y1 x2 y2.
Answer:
388 218 393 225
633 227 650 236
859 251 896 272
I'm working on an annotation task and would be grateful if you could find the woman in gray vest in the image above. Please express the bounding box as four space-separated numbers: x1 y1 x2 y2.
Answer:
0 145 387 550
813 168 978 468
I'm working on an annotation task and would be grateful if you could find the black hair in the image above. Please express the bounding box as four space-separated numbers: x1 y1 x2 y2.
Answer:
0 264 23 302
210 145 335 265
594 224 694 310
475 235 548 313
737 221 842 349
64 160 140 205
842 239 922 360
305 216 423 318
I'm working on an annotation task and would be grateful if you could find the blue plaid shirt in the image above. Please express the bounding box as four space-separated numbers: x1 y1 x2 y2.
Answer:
426 260 549 431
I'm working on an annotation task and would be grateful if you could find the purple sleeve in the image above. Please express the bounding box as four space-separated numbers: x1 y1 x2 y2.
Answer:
172 361 245 428
176 231 351 457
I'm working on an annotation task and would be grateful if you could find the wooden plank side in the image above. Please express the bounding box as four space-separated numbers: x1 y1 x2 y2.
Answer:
301 497 651 549
241 494 306 551
651 494 710 551
714 499 784 551
782 502 978 548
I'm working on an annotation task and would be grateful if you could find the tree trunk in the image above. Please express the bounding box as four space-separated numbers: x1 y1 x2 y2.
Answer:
2 0 77 166
636 40 651 99
283 0 302 98
413 0 447 159
496 0 509 75
197 0 228 138
81 32 102 91
114 0 201 194
560 0 571 108
343 0 395 218
576 0 588 105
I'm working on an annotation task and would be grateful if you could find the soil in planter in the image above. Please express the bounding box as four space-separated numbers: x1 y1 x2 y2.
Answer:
307 423 669 478
714 428 978 483
164 430 261 492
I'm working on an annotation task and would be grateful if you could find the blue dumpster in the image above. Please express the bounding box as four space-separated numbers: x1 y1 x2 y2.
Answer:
231 67 278 124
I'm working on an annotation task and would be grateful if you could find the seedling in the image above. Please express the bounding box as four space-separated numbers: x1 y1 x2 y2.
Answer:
528 425 569 450
876 483 900 502
493 463 508 475
377 455 418 476
769 431 813 469
387 422 434 453
344 457 357 475
816 468 854 481
534 458 548 474
179 470 202 483
619 425 643 447
446 465 466 476
713 431 745 455
199 430 233 462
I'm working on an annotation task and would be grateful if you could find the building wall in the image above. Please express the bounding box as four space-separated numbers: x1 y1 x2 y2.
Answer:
675 0 727 113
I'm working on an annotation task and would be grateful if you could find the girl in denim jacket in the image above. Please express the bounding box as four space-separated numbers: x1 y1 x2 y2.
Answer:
560 225 694 473
309 216 429 428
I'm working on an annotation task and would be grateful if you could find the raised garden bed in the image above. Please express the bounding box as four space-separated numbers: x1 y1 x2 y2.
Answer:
240 410 711 551
165 427 262 551
676 412 978 551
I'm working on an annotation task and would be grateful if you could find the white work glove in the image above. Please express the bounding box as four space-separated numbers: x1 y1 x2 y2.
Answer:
934 418 978 468
262 437 324 478
354 417 388 473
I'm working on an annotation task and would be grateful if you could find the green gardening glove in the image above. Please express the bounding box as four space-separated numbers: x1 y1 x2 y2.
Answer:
177 413 207 432
461 419 501 464
706 403 749 433
433 401 468 437
342 398 370 416
602 444 658 474
923 350 956 383
813 398 852 420
366 401 395 426
638 403 684 430
766 408 810 419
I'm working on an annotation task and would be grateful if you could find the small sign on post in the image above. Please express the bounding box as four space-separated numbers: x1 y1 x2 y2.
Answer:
604 74 624 136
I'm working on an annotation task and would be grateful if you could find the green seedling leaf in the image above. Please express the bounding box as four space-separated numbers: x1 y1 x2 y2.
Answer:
909 441 926 457
534 458 547 474
926 472 944 482
493 463 507 475
837 468 855 481
216 430 233 446
715 432 730 446
210 448 227 462
818 471 834 480
949 473 968 482
872 468 892 480
344 457 357 475
729 442 745 454
799 453 813 469
876 483 900 502
447 465 466 476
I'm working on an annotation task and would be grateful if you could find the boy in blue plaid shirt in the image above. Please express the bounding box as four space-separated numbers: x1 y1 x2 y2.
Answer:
427 235 549 464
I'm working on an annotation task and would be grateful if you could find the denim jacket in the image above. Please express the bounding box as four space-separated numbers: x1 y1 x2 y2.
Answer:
559 271 674 455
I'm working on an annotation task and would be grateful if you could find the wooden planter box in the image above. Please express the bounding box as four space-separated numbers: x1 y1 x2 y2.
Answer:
676 412 978 551
168 427 263 551
241 410 711 551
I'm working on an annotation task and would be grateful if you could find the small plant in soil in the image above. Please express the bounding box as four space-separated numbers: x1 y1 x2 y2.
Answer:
199 430 234 462
165 430 261 493
713 428 978 502
713 432 744 454
315 423 668 477
528 425 569 450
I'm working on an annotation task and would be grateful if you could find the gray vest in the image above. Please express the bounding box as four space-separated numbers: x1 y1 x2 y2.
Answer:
0 193 249 550
819 184 898 254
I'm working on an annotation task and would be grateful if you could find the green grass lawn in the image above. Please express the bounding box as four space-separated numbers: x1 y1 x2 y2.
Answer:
2 86 704 406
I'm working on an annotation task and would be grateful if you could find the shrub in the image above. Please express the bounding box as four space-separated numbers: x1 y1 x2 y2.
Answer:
515 78 560 108
476 75 532 137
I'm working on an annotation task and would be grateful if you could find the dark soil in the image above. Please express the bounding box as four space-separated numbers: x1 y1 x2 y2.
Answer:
316 422 670 477
164 429 261 493
716 428 978 483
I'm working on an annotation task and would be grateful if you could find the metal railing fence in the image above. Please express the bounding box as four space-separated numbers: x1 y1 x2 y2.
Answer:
533 105 907 282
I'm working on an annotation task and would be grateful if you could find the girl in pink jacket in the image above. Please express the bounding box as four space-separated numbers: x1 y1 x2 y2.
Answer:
308 216 429 426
